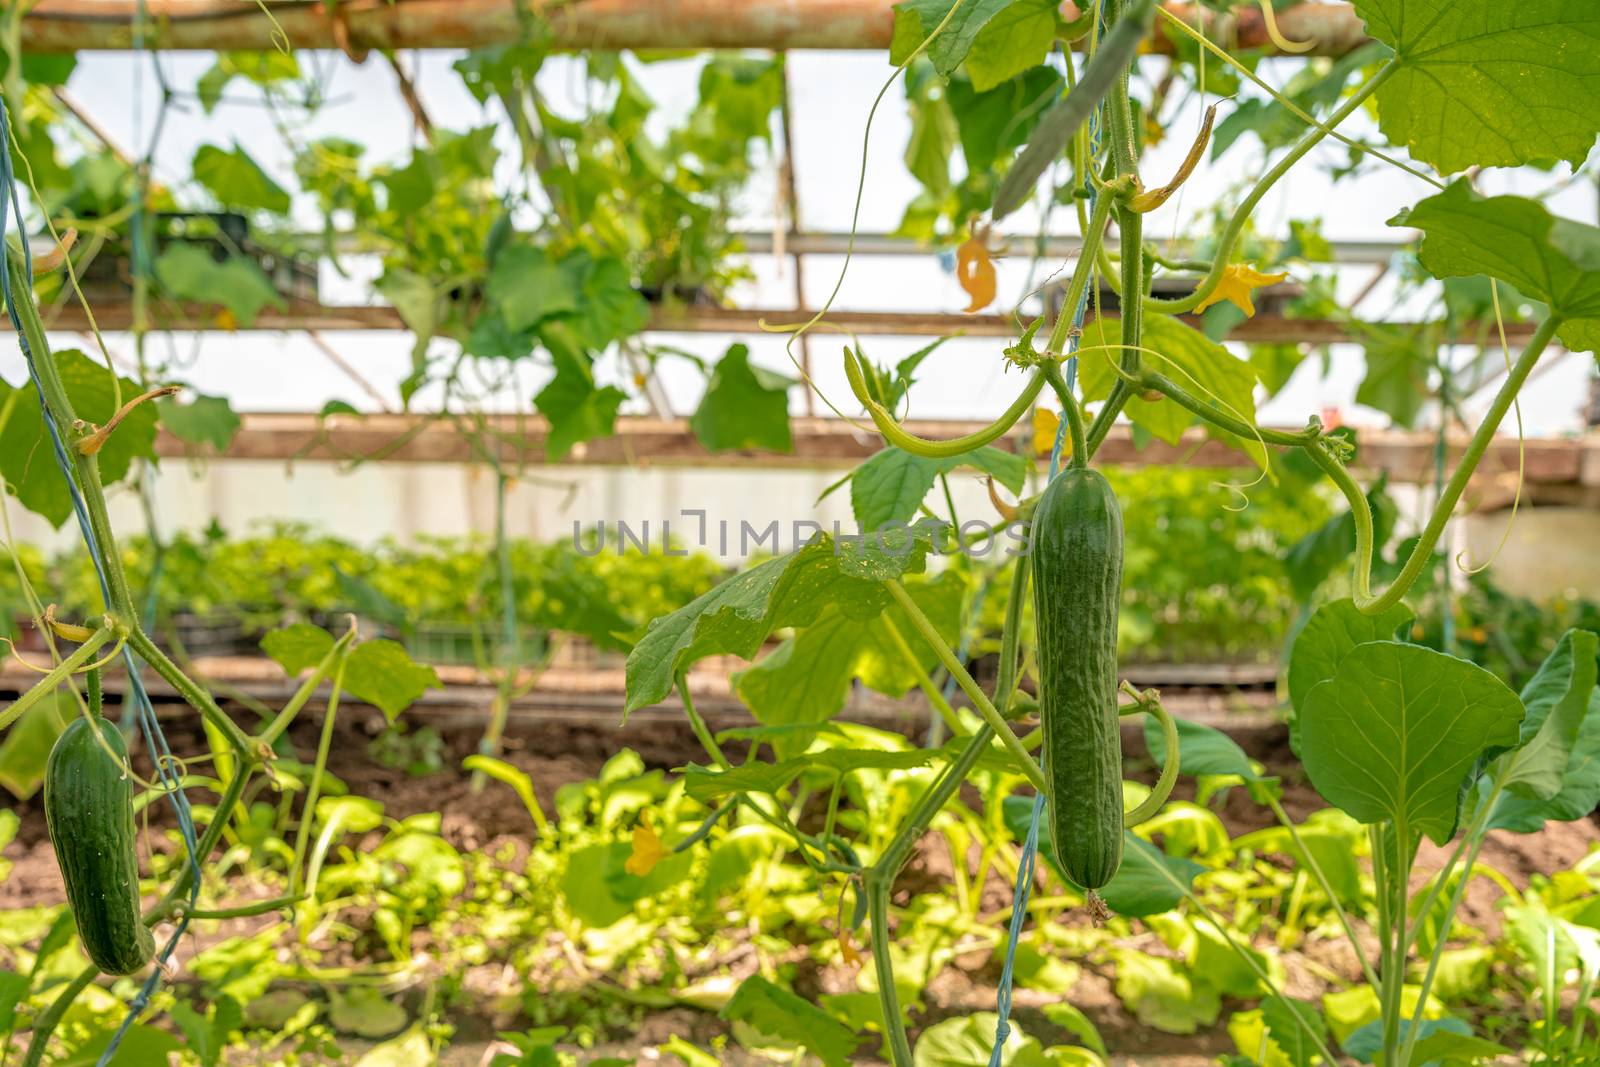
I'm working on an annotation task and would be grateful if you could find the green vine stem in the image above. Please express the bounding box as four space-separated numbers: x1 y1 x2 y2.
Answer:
1308 315 1560 616
882 579 1046 794
1263 795 1383 992
866 556 1029 1064
844 348 1047 459
1142 60 1399 316
1041 362 1088 469
257 629 357 747
1117 683 1178 827
289 653 350 897
0 621 115 732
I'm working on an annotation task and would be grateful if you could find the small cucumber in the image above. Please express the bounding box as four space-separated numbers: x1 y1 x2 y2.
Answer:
45 717 155 976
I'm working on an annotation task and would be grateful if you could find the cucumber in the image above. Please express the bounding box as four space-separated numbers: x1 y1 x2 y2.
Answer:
45 716 155 975
1031 467 1125 889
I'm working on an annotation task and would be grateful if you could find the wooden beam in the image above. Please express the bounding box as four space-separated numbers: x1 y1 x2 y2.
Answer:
19 298 1540 347
22 0 1371 56
156 411 1598 490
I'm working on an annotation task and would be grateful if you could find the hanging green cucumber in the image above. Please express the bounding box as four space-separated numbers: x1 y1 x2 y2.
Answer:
45 715 155 975
1031 466 1125 890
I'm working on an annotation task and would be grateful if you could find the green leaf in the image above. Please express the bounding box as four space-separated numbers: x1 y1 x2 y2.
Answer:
1234 816 1364 907
1249 343 1307 397
1353 0 1600 172
0 971 25 1035
1493 630 1599 800
849 446 1024 531
626 539 930 719
58 1025 183 1067
889 0 1016 76
0 691 72 799
1258 997 1327 1067
1098 834 1206 918
172 997 242 1067
1300 642 1525 844
1143 714 1264 782
154 244 284 327
1079 315 1258 449
1002 797 1201 916
569 256 648 350
261 623 334 676
963 0 1058 92
734 571 961 739
192 144 290 213
1409 1029 1513 1064
722 976 860 1067
683 760 805 802
689 344 794 454
911 1013 1048 1066
351 1027 432 1067
1488 689 1600 832
376 269 438 343
157 393 241 450
0 350 161 527
533 349 626 461
1356 339 1427 427
1392 182 1600 353
1109 949 1220 1034
946 67 1063 172
343 640 442 722
1288 598 1416 712
487 246 580 333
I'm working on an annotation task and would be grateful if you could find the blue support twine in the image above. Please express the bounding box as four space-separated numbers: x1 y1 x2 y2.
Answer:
0 94 200 1066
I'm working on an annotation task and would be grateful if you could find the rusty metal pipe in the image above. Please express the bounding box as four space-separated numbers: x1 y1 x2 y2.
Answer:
21 0 1370 56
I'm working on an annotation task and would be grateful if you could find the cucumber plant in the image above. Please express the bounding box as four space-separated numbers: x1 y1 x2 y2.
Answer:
623 1 1600 1064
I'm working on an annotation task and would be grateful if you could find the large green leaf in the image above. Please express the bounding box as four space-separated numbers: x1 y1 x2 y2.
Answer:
1353 0 1600 172
1079 315 1257 449
1300 642 1524 844
1392 182 1600 354
946 67 1062 172
487 245 580 333
847 445 1024 532
624 537 932 718
961 0 1058 92
261 622 334 675
1259 996 1329 1067
157 392 241 451
154 244 284 328
192 144 290 213
689 344 794 454
889 0 1016 76
0 350 160 527
1492 629 1599 800
342 640 442 722
723 976 860 1067
0 691 72 799
911 1013 1050 1067
734 572 962 740
1287 598 1415 712
1487 689 1600 832
533 348 626 461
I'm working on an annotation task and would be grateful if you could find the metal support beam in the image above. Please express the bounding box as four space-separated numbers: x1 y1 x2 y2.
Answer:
22 0 1371 55
157 411 1597 493
16 298 1540 347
